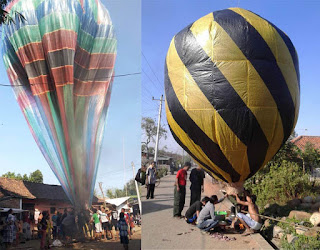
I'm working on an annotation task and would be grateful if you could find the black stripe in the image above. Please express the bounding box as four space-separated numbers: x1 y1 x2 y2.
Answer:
168 124 228 182
24 60 49 78
174 25 269 180
74 64 113 81
165 61 241 182
247 9 300 88
47 49 75 68
213 9 295 143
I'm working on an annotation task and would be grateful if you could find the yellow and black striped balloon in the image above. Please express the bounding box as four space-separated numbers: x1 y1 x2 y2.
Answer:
165 8 300 183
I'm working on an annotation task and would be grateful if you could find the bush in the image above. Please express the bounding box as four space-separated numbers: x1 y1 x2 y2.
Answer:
244 161 315 208
157 168 168 178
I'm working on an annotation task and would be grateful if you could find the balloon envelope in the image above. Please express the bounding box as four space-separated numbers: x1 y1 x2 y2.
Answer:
165 8 299 183
2 0 116 207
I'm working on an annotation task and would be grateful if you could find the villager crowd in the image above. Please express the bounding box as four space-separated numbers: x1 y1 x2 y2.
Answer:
0 205 140 249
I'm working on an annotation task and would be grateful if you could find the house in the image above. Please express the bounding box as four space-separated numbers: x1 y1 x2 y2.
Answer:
0 177 99 214
291 135 320 151
105 196 132 214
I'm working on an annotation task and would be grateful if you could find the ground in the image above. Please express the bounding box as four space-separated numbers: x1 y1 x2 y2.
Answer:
12 225 141 249
141 171 273 249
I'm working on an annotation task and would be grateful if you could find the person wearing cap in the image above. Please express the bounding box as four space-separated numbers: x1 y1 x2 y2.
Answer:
173 162 191 217
146 161 157 199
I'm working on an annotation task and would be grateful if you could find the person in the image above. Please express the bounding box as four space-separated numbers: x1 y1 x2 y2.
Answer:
197 195 227 232
111 209 118 239
2 209 17 248
61 210 76 242
39 211 49 249
185 196 210 224
233 193 262 235
146 161 157 199
107 209 113 239
52 210 58 240
135 164 147 185
173 162 191 217
98 207 109 240
189 166 205 206
117 212 129 250
129 214 135 236
91 208 102 240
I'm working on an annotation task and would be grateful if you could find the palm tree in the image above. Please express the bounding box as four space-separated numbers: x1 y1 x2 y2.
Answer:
1 0 25 26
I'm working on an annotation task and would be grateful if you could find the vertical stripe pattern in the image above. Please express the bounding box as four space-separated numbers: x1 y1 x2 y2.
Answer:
2 0 117 207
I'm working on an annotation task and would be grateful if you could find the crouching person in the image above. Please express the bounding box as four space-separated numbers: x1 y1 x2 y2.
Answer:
185 197 209 224
234 194 262 235
196 195 226 232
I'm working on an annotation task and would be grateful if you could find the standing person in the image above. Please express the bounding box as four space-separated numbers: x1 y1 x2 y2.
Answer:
135 164 147 185
90 208 102 240
111 209 118 239
117 212 129 250
197 195 227 232
189 166 205 206
51 210 58 240
3 209 18 249
146 161 157 199
39 211 49 250
129 214 135 236
173 162 191 217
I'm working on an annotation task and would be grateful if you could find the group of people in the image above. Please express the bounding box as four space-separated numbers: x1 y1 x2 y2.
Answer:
0 205 139 249
173 162 262 235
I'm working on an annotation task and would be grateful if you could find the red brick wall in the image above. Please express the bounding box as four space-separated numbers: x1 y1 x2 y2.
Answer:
23 199 72 215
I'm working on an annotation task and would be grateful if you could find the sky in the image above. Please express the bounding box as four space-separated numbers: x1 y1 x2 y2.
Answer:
0 0 141 192
142 0 320 153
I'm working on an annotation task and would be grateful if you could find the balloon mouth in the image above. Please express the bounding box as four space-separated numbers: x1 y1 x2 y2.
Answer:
224 181 244 195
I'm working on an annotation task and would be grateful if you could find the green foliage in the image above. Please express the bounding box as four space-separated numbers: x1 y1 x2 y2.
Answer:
105 179 139 199
2 170 43 183
0 0 25 25
244 161 313 208
280 234 320 249
157 167 167 178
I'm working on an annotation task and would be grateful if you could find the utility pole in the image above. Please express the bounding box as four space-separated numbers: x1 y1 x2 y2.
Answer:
131 162 142 215
98 182 106 207
152 95 164 168
123 137 128 197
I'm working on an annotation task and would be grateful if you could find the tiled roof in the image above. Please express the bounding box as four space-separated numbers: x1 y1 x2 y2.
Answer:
291 136 320 151
0 177 98 202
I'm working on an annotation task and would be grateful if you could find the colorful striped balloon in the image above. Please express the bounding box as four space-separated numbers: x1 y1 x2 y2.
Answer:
165 8 300 184
2 0 116 207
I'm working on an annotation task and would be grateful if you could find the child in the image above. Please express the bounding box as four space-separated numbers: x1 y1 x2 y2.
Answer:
117 212 129 250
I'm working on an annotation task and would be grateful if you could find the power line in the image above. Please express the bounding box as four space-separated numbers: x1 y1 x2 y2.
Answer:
142 68 163 93
0 72 141 87
142 52 164 91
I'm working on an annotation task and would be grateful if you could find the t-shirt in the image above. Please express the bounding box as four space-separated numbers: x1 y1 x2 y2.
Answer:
176 169 187 186
147 166 156 184
112 211 118 221
52 214 57 227
99 212 108 223
92 213 100 225
117 218 128 237
185 201 203 219
197 202 215 225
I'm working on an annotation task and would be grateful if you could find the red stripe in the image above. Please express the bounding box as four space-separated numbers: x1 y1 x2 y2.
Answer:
42 30 77 53
75 46 116 69
74 78 110 96
51 66 74 86
16 43 45 67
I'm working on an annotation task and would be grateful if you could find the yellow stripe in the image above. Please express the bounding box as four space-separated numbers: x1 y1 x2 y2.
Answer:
165 100 231 182
190 12 284 175
167 39 249 181
230 7 300 131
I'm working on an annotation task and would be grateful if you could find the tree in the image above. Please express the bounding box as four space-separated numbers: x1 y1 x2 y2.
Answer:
105 179 138 199
0 0 25 26
142 117 167 158
29 170 43 183
2 170 43 183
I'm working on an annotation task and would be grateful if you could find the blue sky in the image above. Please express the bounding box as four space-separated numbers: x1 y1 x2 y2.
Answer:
142 0 320 153
0 0 141 192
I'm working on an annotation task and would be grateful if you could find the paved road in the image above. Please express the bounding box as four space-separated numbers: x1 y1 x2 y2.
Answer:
141 172 273 249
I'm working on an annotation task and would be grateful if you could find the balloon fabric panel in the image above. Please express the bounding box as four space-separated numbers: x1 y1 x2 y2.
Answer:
2 0 116 207
165 8 299 183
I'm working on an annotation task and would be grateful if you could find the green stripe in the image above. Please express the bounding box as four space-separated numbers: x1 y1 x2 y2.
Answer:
77 29 116 53
88 0 98 21
9 0 44 14
9 25 41 50
39 13 80 36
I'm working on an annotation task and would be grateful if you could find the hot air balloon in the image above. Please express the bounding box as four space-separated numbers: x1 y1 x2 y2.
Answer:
2 0 116 207
165 8 299 189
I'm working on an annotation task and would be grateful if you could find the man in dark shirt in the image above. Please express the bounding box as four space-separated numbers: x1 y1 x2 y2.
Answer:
185 196 209 224
173 162 191 217
189 166 205 206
